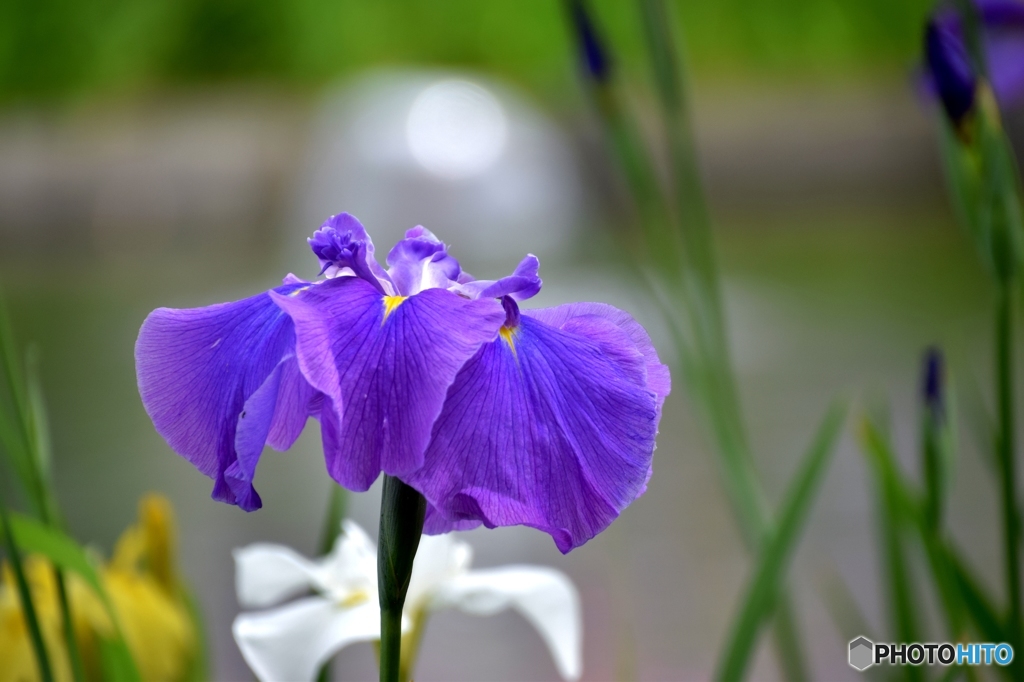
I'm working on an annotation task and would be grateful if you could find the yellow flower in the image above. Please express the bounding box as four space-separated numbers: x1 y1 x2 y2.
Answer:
0 557 77 682
0 494 198 682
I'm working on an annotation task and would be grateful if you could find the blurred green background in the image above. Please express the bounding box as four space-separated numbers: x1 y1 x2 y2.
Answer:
2 0 1017 680
0 0 934 102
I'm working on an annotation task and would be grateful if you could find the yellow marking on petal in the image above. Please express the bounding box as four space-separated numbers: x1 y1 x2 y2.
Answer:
382 295 408 322
499 325 518 356
339 588 371 608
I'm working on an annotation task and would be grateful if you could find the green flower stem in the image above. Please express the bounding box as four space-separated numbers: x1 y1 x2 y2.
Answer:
377 475 426 682
380 606 404 682
996 280 1021 658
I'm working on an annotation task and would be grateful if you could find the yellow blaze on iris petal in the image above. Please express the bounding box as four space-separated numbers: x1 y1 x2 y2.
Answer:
382 295 407 322
499 325 518 353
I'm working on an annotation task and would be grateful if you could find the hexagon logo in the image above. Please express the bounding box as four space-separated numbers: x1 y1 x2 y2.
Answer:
849 636 874 671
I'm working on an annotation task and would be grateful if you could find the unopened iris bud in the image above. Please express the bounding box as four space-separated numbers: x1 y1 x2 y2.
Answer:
567 0 611 83
922 1 1024 126
920 346 949 528
925 13 977 125
921 346 945 423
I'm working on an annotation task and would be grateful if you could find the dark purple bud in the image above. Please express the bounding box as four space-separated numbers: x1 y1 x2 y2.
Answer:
568 0 611 83
921 346 945 421
925 11 977 124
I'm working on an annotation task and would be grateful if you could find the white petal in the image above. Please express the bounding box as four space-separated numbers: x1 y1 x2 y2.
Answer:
234 543 322 608
431 566 582 680
233 597 380 682
317 520 378 598
406 533 472 614
235 521 379 609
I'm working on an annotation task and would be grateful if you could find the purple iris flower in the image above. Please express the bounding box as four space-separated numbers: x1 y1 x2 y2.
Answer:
924 0 1024 123
136 213 669 551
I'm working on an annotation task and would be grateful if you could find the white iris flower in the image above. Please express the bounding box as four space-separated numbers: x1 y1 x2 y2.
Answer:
232 520 582 681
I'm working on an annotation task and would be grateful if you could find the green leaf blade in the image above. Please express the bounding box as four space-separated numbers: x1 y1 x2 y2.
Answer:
713 402 846 682
0 513 142 682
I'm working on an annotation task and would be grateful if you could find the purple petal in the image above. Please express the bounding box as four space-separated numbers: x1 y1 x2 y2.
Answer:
266 357 321 450
980 0 1024 106
979 0 1024 25
271 278 505 491
136 282 315 511
408 303 665 553
453 255 543 301
423 502 481 534
526 302 671 415
988 28 1024 106
385 226 463 296
308 213 396 294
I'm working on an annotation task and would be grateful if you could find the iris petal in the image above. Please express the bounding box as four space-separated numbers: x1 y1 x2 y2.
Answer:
453 254 543 301
135 281 313 511
432 566 583 680
308 213 396 294
410 302 666 552
234 543 324 609
233 597 380 682
526 302 670 415
271 277 505 491
385 226 462 296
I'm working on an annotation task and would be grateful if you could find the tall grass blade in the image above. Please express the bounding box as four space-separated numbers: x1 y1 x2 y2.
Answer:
635 1 818 676
0 498 54 681
0 297 46 517
861 415 1006 650
25 347 52 480
565 0 767 544
859 418 923 681
0 403 35 509
948 549 1007 644
0 294 31 434
713 403 845 682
